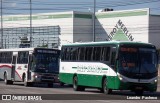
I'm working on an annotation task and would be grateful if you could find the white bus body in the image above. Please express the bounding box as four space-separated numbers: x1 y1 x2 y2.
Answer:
0 48 60 87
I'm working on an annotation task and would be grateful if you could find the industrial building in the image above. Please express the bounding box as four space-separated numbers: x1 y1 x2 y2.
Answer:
1 8 160 49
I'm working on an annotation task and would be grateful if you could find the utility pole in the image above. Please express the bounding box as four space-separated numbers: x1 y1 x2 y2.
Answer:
93 0 96 42
29 0 32 47
1 0 3 48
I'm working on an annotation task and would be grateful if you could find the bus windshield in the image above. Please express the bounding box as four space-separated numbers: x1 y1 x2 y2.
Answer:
119 46 157 78
139 48 157 73
31 53 59 73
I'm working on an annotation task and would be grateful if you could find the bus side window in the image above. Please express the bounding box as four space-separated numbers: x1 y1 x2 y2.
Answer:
0 52 3 63
66 48 71 61
1 52 6 63
62 47 69 61
70 47 73 60
93 47 101 61
70 47 78 61
61 47 66 61
101 47 110 61
85 47 93 61
0 53 1 63
62 47 67 61
17 52 21 64
6 52 12 63
110 46 117 69
78 47 86 61
3 52 6 63
0 52 2 63
17 51 29 64
77 48 80 60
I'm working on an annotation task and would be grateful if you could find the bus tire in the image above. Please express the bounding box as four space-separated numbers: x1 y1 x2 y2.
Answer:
73 76 84 91
102 78 112 94
4 73 13 85
60 82 64 86
23 74 30 87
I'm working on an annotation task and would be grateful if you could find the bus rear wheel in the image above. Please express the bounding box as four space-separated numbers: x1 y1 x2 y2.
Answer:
102 78 112 94
4 73 13 85
73 76 85 91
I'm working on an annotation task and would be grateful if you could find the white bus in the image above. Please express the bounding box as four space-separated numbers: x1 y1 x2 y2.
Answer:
59 41 159 95
0 48 60 87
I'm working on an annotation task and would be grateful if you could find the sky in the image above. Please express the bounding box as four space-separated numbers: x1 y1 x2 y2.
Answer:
1 0 160 15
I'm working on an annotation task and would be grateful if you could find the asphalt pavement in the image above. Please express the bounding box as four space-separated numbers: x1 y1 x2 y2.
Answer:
0 79 159 103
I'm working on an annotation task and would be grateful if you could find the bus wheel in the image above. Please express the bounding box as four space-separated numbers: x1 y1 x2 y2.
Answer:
23 75 30 87
73 76 85 91
73 76 82 91
102 78 112 94
4 73 13 85
60 82 64 86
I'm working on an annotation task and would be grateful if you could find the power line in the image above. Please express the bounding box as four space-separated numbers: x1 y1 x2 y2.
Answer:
2 0 160 11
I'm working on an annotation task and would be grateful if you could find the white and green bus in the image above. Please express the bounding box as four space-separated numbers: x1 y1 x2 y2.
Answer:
0 48 60 87
59 41 159 95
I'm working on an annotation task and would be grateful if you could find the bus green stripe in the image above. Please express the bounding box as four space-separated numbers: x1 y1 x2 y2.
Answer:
72 67 77 69
102 68 108 70
72 67 108 70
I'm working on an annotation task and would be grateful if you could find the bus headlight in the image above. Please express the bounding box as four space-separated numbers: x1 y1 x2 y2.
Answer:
33 74 41 79
154 79 157 83
154 79 158 83
118 75 123 81
35 75 38 78
118 74 124 81
151 78 158 84
117 73 127 82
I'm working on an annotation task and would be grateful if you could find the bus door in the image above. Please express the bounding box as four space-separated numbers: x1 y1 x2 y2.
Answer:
11 55 16 81
27 54 32 80
109 46 117 89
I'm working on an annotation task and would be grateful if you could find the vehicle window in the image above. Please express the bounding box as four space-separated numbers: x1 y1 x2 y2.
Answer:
17 51 29 64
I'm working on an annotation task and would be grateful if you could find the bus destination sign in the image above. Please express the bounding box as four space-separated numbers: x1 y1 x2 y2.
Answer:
36 49 58 54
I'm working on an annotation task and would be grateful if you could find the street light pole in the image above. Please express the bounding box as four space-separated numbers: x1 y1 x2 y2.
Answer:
1 0 3 48
93 0 96 42
29 0 32 47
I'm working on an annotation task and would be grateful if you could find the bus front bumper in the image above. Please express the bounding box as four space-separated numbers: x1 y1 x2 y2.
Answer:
116 74 158 92
32 74 59 83
119 81 157 92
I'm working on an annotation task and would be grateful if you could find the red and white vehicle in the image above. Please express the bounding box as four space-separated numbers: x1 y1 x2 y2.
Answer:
0 47 60 87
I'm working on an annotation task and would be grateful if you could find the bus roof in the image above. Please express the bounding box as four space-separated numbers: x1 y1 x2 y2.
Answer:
62 41 155 47
0 47 58 52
